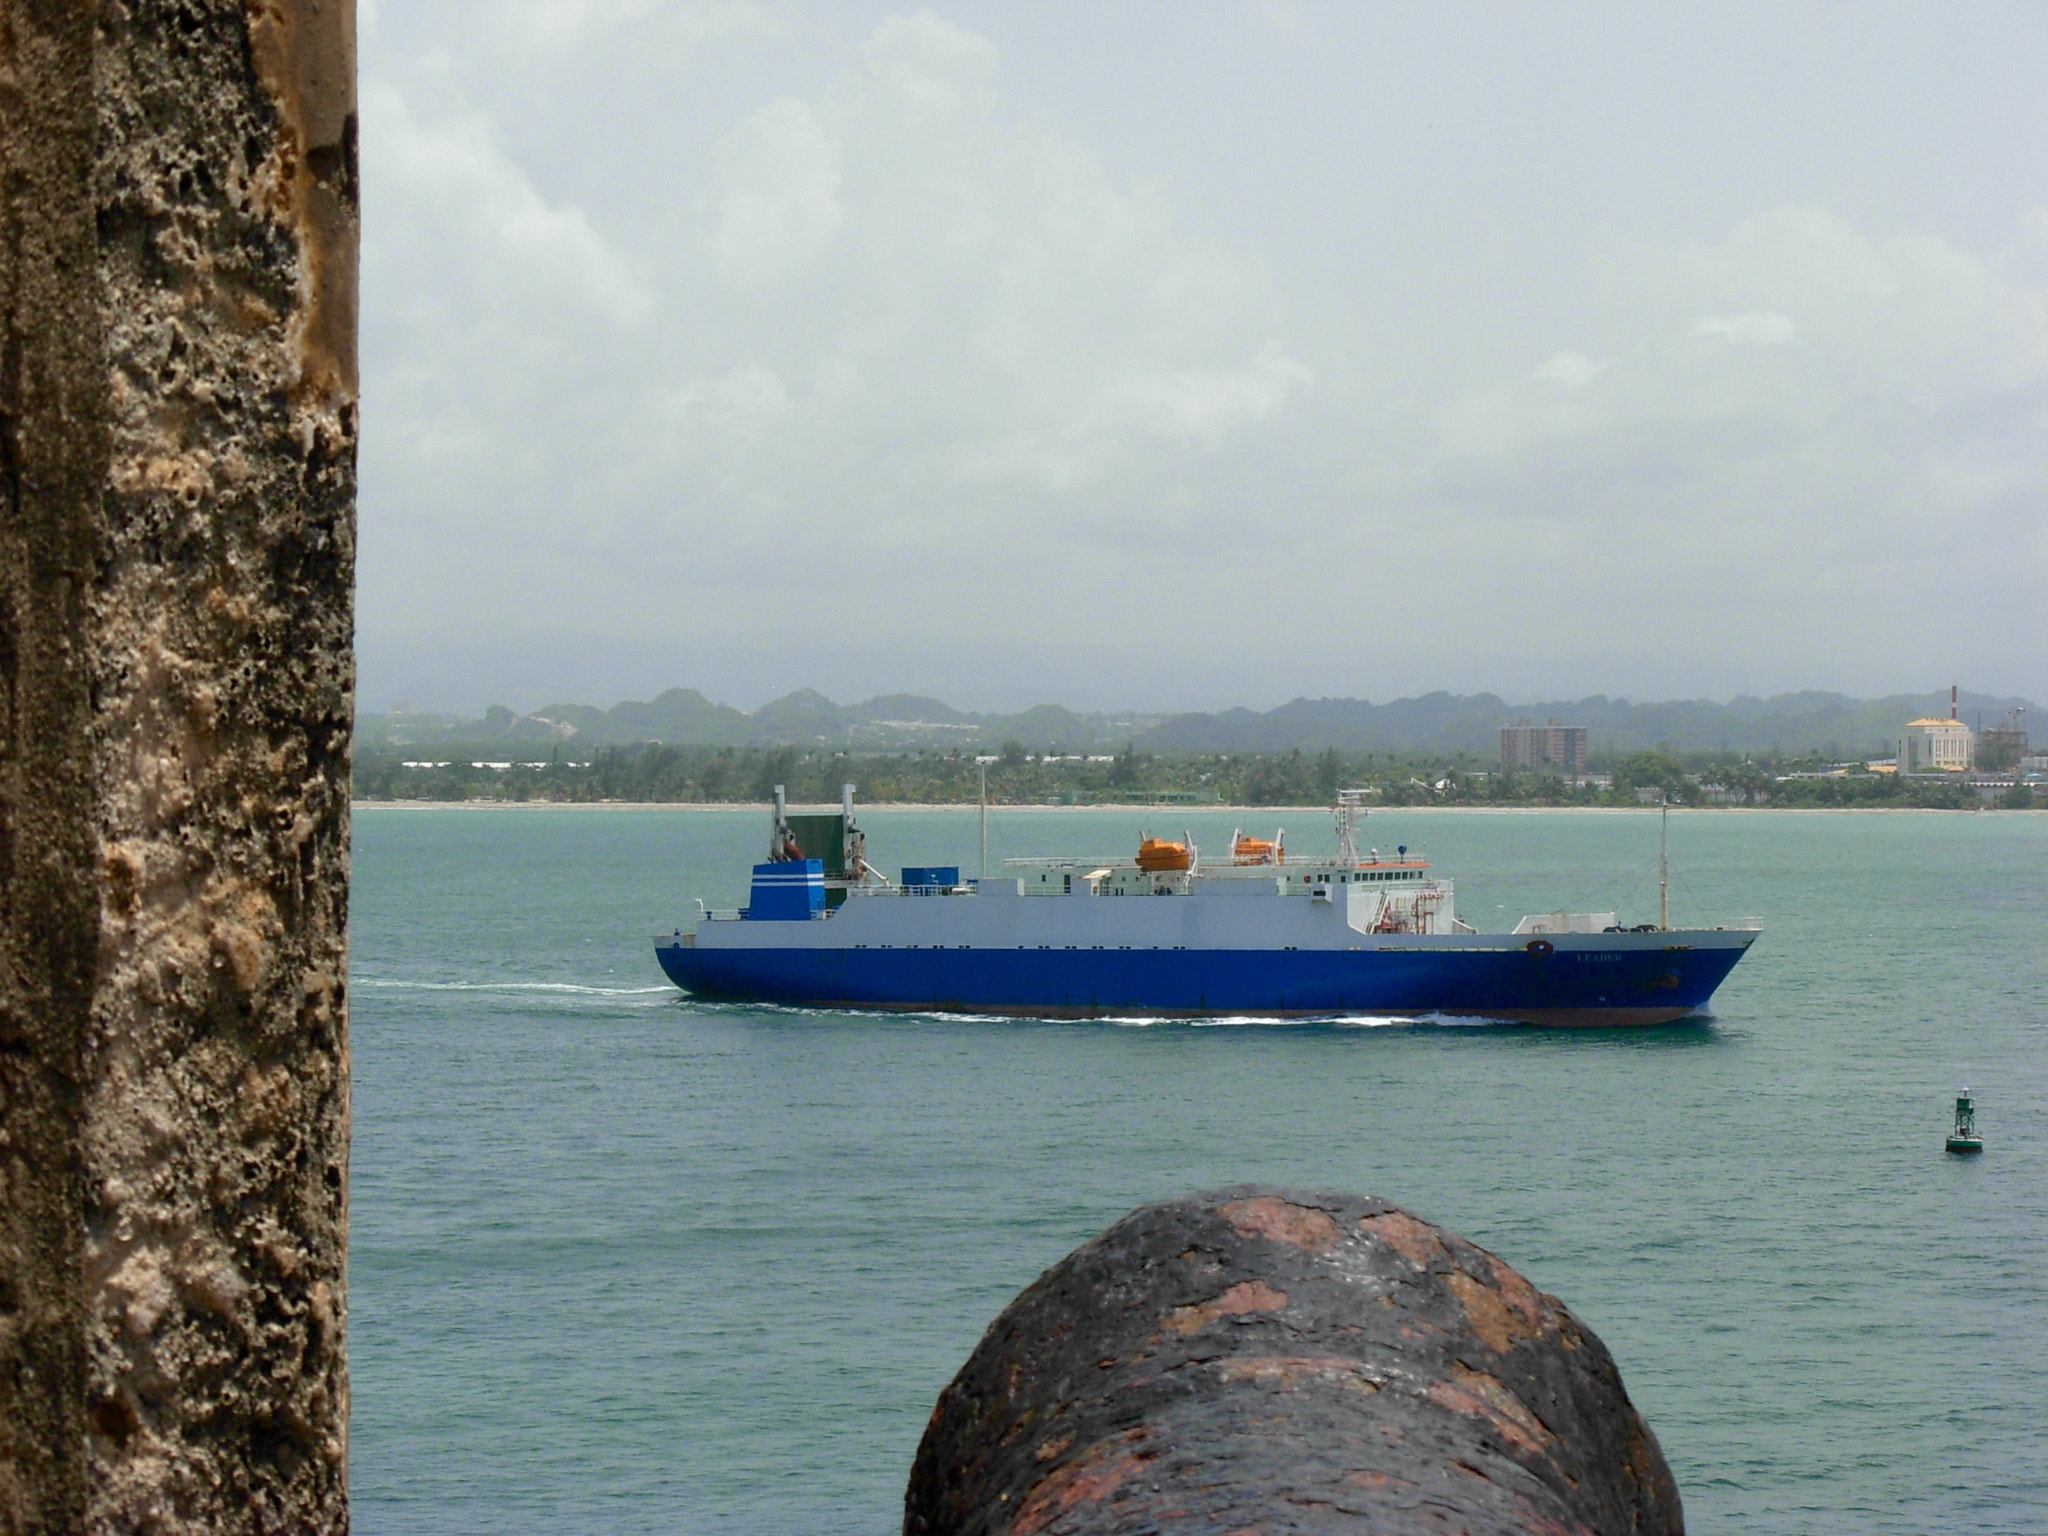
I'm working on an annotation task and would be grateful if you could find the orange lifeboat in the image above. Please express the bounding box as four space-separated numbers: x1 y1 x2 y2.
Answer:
1136 837 1192 872
1231 832 1276 865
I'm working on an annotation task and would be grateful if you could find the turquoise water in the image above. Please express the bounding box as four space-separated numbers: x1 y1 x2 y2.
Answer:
347 807 2048 1534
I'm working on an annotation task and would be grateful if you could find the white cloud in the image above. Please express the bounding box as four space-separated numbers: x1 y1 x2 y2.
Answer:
1418 204 2048 678
704 98 845 285
667 8 1311 499
358 75 656 547
857 10 999 119
654 365 792 440
356 7 2048 712
502 0 782 51
1690 311 1796 346
1532 351 1606 386
361 7 1316 662
1440 207 2048 467
363 79 648 329
1246 0 1305 36
1654 207 2047 397
1089 344 1313 443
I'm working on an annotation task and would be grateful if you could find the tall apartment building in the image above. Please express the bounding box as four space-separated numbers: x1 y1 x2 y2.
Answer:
1499 720 1588 774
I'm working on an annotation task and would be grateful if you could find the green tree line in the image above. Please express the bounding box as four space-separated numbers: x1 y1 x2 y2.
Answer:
353 742 2033 810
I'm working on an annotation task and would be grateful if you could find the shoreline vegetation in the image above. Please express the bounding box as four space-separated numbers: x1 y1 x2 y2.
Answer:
352 741 2035 813
353 685 2039 812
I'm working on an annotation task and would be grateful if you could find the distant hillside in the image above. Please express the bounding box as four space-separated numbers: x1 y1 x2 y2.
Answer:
1142 689 2036 757
359 689 1160 752
356 686 2036 760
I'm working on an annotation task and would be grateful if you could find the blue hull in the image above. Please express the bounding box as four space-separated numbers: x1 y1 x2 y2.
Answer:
654 939 1748 1026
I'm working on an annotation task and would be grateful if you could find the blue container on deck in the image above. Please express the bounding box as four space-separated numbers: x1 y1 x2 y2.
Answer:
900 866 960 893
747 861 825 920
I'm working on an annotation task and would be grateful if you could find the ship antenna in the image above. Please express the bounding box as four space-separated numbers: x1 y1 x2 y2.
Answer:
979 760 988 882
1659 802 1670 932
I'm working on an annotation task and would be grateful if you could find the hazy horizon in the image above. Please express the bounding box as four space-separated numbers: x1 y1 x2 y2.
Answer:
358 2 2048 717
362 676 2038 724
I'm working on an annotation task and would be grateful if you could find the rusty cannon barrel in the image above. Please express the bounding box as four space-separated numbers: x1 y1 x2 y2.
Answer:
906 1187 1682 1535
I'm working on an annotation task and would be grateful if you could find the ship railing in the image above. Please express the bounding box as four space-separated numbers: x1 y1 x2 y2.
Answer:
842 881 971 897
999 856 1130 869
996 855 1429 872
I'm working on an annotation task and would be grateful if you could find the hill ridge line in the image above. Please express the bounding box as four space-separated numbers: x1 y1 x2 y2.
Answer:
357 686 2038 759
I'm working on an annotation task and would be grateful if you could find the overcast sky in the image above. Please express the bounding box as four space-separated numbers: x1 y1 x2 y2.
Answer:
357 1 2047 715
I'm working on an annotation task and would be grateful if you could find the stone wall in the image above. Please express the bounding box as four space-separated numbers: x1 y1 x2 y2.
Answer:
0 2 356 1530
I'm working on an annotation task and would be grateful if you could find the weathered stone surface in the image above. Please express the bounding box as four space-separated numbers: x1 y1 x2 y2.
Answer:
0 1 356 1530
906 1187 1681 1536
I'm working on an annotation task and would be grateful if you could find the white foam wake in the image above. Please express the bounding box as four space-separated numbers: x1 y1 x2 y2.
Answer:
350 978 672 997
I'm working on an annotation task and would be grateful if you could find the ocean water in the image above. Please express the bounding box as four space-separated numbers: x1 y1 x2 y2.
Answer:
346 806 2048 1535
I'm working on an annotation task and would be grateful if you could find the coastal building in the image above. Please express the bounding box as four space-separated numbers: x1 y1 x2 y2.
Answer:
1499 720 1588 774
1898 718 1973 773
1896 687 1975 773
1976 709 2028 771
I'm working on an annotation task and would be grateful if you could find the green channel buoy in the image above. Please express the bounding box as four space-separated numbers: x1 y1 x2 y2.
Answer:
1946 1090 1984 1155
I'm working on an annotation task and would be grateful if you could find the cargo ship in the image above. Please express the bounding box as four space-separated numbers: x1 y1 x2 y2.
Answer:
653 787 1759 1026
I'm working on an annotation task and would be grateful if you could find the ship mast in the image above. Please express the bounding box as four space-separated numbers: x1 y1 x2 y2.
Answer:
979 761 988 881
1336 789 1366 865
1659 803 1669 932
